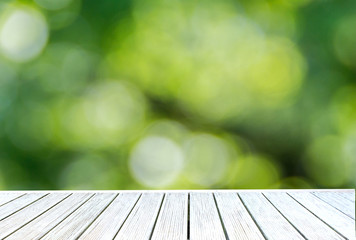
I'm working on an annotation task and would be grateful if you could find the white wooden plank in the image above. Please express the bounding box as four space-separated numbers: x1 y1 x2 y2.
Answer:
336 191 355 203
312 191 355 219
41 193 116 240
0 193 25 207
5 193 93 240
78 193 140 240
214 192 265 240
114 192 164 240
0 193 47 221
239 192 304 240
0 193 70 239
151 192 188 240
264 192 344 240
288 192 354 240
190 192 226 240
0 190 353 239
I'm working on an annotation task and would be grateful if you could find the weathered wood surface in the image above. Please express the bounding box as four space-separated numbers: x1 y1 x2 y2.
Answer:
214 192 265 239
289 192 355 240
0 193 47 221
263 192 345 239
114 193 164 240
312 191 355 219
0 193 70 239
6 193 93 240
79 193 140 240
0 193 25 207
151 192 188 240
41 193 117 240
0 190 354 240
239 192 305 240
190 193 226 240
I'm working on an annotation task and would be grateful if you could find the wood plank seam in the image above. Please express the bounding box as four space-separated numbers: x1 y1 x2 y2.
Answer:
41 193 118 239
311 192 355 220
0 191 353 239
0 194 26 208
260 193 308 240
286 192 352 239
187 193 190 240
78 193 141 239
5 193 94 240
212 193 230 240
215 191 265 240
215 193 265 240
0 193 49 222
76 193 120 239
38 193 96 239
263 192 346 239
188 193 190 240
189 193 226 239
148 193 166 240
150 193 188 240
112 193 142 239
113 193 164 239
236 193 268 240
2 193 73 239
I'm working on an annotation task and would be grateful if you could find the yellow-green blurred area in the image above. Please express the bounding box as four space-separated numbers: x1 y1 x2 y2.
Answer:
0 0 355 190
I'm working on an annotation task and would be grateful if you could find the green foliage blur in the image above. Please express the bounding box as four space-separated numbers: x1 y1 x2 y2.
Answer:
0 0 355 190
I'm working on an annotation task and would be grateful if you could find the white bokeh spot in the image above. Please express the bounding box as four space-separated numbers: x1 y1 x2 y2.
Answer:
0 8 48 62
183 134 231 186
129 136 184 188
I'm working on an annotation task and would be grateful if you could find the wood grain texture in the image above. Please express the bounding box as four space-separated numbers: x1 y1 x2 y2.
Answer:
335 191 355 203
214 192 265 240
0 193 25 207
0 193 69 239
288 191 355 240
151 192 188 240
312 191 355 219
6 193 93 240
239 192 304 240
0 190 354 239
114 192 164 240
264 192 344 240
190 192 226 240
41 193 116 240
79 193 140 240
0 193 47 221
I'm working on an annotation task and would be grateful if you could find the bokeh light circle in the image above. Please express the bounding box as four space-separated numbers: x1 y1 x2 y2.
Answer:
129 136 184 188
228 155 280 189
331 86 356 134
342 129 356 186
183 133 232 187
0 7 48 62
32 43 98 95
144 119 189 144
333 15 356 68
60 81 147 149
305 136 353 187
60 154 117 189
111 0 306 123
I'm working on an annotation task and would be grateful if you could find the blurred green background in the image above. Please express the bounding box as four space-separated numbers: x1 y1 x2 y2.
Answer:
0 0 355 190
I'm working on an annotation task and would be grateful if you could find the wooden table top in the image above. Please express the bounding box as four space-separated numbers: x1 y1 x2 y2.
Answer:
0 190 354 239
